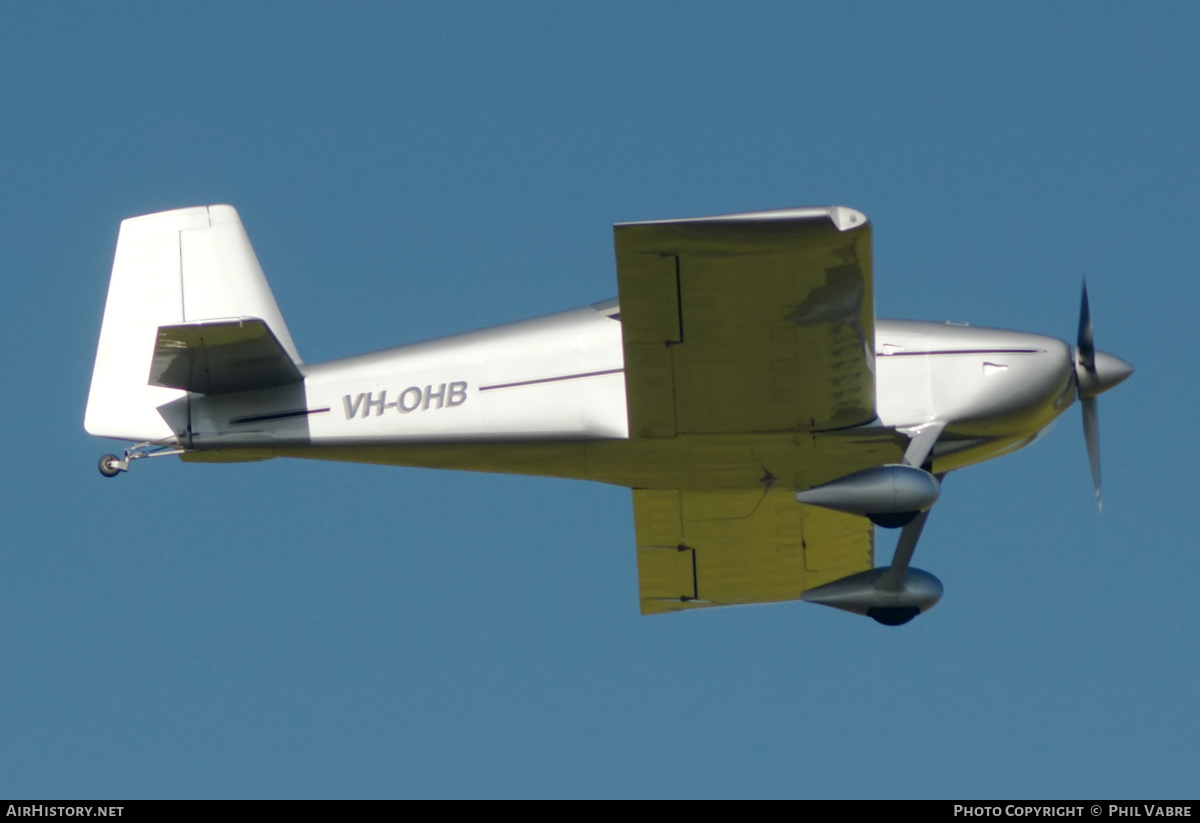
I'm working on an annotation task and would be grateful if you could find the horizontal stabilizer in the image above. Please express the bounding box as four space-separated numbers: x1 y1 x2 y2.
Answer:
151 318 304 395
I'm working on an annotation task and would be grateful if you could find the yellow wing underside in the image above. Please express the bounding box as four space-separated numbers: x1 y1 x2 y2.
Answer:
634 488 874 614
616 207 875 439
615 207 880 614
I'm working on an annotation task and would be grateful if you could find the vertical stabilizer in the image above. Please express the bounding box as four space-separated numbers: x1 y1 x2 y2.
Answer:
85 205 301 442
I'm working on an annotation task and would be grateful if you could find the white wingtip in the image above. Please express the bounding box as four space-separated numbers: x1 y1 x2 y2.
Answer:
829 206 868 231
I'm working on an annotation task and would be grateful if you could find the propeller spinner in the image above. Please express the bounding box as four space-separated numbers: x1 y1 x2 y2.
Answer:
1074 282 1134 509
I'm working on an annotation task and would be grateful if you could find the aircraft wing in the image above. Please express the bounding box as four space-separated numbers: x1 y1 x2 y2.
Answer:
615 206 875 438
634 487 874 614
616 207 879 613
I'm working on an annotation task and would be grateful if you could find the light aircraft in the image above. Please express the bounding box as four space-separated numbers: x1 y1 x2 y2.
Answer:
85 205 1132 625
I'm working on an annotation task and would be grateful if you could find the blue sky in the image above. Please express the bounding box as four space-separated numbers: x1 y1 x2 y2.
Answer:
1 2 1195 799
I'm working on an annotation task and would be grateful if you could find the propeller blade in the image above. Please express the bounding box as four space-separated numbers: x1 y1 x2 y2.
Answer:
1077 280 1095 371
1082 395 1102 511
1073 282 1130 510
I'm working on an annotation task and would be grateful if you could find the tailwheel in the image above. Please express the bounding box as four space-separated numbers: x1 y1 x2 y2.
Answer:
95 442 187 478
98 454 126 477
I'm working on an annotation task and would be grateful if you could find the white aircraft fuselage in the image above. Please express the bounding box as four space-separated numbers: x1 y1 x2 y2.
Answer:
177 308 1075 489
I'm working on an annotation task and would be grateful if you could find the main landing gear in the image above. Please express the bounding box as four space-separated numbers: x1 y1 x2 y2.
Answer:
797 422 948 625
96 443 186 478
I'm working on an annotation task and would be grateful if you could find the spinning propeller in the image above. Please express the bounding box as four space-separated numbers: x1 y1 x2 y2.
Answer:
1074 282 1134 510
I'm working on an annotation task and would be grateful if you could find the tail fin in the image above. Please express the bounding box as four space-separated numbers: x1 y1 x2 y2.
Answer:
84 205 302 443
